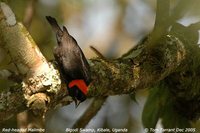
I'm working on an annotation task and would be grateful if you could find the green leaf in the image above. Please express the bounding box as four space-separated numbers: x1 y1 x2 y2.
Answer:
123 48 142 59
161 103 191 128
170 22 199 45
160 83 191 128
142 82 171 128
142 86 161 128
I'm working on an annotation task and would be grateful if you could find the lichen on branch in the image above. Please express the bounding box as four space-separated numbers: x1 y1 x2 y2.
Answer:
0 1 200 125
0 2 62 122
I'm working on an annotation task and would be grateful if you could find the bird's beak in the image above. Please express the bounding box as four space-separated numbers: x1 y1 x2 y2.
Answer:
74 99 81 108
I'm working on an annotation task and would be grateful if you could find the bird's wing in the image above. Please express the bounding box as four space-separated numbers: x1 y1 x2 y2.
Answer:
78 50 91 85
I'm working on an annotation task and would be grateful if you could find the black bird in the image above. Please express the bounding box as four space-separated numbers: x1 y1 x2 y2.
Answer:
46 16 91 107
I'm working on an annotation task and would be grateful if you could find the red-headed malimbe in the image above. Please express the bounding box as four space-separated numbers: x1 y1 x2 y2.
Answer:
46 16 91 107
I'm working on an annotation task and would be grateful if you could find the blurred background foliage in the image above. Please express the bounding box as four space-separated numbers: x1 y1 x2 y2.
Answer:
1 0 200 133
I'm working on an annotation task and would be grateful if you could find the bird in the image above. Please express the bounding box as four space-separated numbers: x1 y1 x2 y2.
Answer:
46 16 91 107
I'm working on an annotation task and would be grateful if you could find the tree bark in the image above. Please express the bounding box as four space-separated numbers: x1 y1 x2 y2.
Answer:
0 2 200 124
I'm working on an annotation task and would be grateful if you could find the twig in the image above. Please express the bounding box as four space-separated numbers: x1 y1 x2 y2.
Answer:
90 46 105 59
147 0 170 49
154 0 170 30
72 97 107 129
170 0 193 23
23 0 37 29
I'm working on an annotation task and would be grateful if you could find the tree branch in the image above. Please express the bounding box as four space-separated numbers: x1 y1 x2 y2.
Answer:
0 2 61 122
23 0 37 29
1 2 199 124
147 0 170 49
72 97 107 129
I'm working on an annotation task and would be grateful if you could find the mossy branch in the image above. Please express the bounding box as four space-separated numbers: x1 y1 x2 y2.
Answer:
0 2 185 122
0 1 200 125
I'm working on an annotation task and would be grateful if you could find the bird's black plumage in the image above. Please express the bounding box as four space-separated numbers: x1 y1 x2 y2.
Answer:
46 16 91 105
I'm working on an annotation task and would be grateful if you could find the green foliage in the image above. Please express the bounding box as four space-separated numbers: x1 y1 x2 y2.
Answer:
162 103 190 128
142 87 161 128
142 82 191 128
142 83 168 128
142 0 200 129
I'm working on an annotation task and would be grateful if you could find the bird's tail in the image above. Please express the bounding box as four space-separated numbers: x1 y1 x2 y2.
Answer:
46 16 64 42
46 16 61 33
